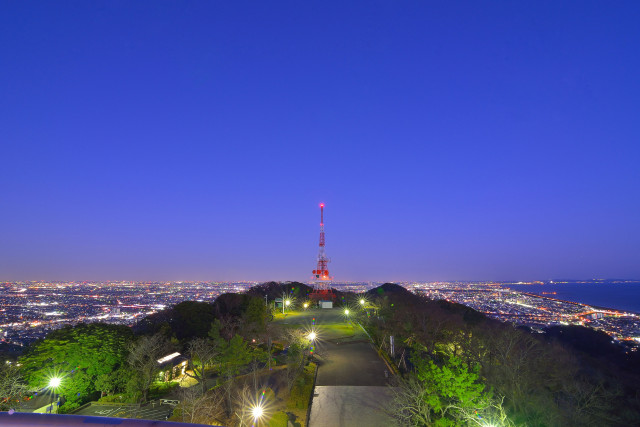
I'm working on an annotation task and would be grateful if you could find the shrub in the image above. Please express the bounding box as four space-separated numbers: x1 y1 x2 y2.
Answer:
269 411 289 427
97 393 138 403
287 363 316 410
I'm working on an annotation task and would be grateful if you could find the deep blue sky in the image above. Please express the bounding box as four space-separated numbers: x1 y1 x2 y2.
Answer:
1 1 639 282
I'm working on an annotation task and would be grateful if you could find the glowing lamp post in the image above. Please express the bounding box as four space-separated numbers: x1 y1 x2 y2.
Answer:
47 376 62 414
49 377 61 388
252 404 264 421
307 330 317 359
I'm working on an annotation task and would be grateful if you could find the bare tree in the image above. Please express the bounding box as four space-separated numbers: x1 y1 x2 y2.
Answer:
184 337 218 395
483 326 543 412
562 378 621 426
260 322 277 372
221 370 235 418
389 375 433 426
127 333 168 402
233 383 265 427
455 396 517 427
233 383 250 427
283 329 307 391
0 362 29 411
177 385 225 425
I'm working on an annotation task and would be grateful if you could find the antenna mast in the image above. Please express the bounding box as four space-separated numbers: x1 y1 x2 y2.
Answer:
311 203 335 300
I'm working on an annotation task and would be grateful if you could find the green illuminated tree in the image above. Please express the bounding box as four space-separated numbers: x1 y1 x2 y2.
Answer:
94 367 130 397
392 353 514 426
415 355 487 425
18 323 133 412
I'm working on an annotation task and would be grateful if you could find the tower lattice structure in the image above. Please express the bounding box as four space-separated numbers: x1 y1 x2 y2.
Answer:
311 203 335 300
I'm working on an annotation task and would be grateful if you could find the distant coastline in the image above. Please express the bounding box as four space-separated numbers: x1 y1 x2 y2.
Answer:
516 290 639 316
503 281 640 315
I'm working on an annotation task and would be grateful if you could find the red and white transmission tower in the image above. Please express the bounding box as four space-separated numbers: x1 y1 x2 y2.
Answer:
310 203 335 300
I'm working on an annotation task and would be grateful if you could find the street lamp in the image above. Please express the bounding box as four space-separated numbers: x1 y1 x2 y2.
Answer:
49 377 61 388
359 299 365 306
306 329 318 359
303 302 309 309
344 309 350 316
282 296 292 315
47 376 62 414
252 404 264 420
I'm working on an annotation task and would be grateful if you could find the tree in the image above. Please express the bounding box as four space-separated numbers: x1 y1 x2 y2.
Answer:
260 322 277 372
18 323 133 412
248 346 267 393
94 367 130 397
210 321 253 416
283 329 308 391
416 354 487 425
392 353 512 426
390 374 434 426
127 333 169 402
173 301 217 341
175 385 225 425
0 361 29 411
242 296 268 336
184 338 218 395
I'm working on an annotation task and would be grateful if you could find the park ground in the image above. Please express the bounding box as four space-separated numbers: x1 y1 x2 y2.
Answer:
71 306 395 426
274 308 397 427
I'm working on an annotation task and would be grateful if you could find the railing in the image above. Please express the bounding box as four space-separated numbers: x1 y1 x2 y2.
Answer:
0 412 218 426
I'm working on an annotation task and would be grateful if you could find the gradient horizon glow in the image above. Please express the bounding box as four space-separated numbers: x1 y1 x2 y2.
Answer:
1 2 639 282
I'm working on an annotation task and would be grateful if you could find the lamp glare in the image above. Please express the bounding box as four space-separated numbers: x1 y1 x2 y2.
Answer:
252 405 264 419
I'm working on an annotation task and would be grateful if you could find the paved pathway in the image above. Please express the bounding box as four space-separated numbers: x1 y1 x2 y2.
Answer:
283 308 397 427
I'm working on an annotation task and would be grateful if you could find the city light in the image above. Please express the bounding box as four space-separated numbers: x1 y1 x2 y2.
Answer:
1 281 638 365
344 309 350 315
308 331 317 341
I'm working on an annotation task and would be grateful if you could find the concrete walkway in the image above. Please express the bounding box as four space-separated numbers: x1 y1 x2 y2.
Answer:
300 309 397 427
309 386 396 427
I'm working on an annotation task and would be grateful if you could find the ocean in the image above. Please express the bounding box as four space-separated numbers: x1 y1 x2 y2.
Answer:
504 281 640 314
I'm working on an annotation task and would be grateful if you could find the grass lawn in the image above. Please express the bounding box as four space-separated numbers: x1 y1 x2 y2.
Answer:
269 362 317 427
319 323 355 339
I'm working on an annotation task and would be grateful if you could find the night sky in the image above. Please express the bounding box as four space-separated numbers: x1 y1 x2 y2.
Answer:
1 1 639 282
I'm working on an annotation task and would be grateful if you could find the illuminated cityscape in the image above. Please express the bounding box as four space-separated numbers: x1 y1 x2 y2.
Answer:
0 281 256 347
406 281 640 349
2 280 638 351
